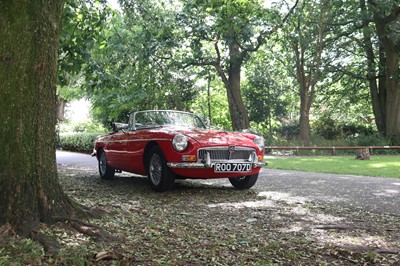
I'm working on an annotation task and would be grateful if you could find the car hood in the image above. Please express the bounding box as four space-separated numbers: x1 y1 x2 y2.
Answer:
171 127 256 147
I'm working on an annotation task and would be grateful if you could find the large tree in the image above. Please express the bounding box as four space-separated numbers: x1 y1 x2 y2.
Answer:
282 0 331 143
173 0 298 130
0 1 75 235
361 0 400 140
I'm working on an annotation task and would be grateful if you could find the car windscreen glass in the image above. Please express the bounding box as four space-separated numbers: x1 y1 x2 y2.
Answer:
134 111 205 129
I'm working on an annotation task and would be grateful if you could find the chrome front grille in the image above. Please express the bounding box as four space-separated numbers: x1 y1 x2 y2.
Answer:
198 147 256 162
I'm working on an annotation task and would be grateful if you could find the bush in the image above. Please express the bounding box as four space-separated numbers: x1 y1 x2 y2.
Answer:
313 117 342 140
312 115 378 141
353 134 387 146
58 132 102 154
59 120 107 133
276 122 299 140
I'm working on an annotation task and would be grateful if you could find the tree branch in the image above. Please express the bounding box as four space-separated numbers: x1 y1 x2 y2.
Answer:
239 0 300 55
368 0 400 24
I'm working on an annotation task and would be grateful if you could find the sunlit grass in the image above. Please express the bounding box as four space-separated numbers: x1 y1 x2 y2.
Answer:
266 156 400 178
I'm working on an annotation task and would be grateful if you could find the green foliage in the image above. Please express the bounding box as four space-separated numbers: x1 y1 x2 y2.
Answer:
50 246 93 265
0 237 43 265
175 0 281 61
313 115 377 140
59 120 107 133
190 80 232 130
169 0 295 130
59 0 110 83
243 48 296 136
354 134 389 147
58 132 102 153
83 9 199 126
275 121 300 141
57 0 399 143
265 131 397 156
313 116 341 140
58 0 112 102
0 236 94 265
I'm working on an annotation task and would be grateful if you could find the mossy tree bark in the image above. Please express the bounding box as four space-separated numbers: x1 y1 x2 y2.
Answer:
0 0 75 235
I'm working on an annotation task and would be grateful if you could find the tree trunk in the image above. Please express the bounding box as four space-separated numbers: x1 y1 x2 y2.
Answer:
360 0 386 134
367 0 400 140
380 35 400 138
299 103 311 144
56 96 67 122
214 42 250 131
385 50 400 138
0 0 74 235
292 0 329 144
226 43 249 131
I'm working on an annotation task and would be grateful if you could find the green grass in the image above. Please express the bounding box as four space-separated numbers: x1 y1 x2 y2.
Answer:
265 156 400 178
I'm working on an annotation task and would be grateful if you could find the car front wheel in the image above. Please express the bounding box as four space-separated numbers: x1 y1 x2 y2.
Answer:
147 146 175 192
229 174 258 189
98 150 115 179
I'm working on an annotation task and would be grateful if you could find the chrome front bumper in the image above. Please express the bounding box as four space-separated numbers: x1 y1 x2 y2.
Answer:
167 150 266 169
167 161 266 169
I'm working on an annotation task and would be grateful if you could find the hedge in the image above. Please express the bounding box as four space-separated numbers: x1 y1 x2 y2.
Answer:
58 132 103 154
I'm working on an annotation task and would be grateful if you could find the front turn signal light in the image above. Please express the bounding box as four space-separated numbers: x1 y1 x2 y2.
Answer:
182 155 196 162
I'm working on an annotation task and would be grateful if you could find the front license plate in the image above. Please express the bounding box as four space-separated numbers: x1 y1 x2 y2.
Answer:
214 163 252 173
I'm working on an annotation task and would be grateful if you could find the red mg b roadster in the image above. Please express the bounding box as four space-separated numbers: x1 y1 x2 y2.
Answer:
92 110 265 192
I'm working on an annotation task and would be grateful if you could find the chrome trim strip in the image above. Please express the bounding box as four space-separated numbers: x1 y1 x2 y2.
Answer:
198 146 255 150
99 138 170 143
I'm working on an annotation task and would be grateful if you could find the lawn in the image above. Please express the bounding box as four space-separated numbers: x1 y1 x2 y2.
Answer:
265 156 400 178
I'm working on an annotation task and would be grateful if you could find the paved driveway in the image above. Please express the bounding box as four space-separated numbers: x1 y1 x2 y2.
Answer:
56 151 400 216
57 150 97 169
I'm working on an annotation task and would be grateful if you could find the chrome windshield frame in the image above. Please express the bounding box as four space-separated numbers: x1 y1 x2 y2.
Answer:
130 110 206 131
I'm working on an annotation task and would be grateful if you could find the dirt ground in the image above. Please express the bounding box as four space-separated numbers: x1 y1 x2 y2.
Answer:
1 165 400 265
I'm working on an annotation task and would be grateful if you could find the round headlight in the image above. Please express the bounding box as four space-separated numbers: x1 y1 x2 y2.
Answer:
172 134 188 152
253 136 265 151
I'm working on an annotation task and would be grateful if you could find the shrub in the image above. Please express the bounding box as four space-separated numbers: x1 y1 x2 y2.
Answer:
59 120 107 134
276 122 299 140
354 134 387 146
58 132 102 154
313 116 342 140
312 114 378 141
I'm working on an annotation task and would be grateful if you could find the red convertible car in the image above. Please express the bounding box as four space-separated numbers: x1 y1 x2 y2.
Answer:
92 110 266 192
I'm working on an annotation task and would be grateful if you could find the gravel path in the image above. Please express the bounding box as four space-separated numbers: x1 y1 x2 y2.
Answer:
259 169 400 216
54 151 400 264
56 150 400 216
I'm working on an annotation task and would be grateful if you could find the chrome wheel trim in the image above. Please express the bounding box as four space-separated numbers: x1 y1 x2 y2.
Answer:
99 152 107 176
149 153 162 185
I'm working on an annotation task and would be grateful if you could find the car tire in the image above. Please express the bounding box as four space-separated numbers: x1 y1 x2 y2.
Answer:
229 174 258 189
98 150 115 179
147 146 175 192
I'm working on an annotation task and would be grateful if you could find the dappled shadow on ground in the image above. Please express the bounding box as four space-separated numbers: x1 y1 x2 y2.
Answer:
3 165 397 265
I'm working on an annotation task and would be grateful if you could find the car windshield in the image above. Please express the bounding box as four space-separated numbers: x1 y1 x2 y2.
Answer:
134 110 206 129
